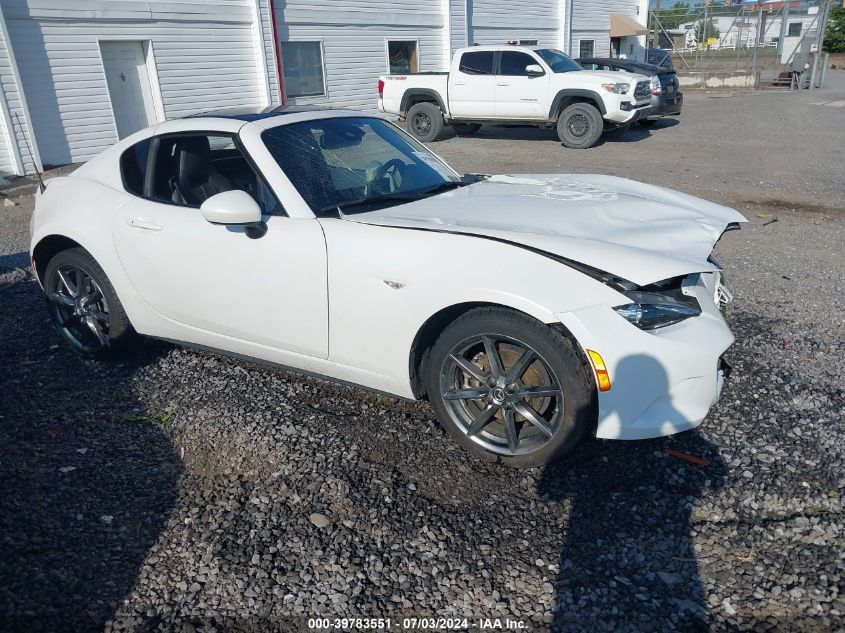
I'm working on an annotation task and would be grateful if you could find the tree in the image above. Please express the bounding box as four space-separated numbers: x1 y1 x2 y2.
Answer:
695 17 720 44
824 5 845 53
652 1 692 31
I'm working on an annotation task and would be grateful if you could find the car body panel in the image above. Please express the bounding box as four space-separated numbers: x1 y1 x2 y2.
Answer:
342 174 746 286
319 218 627 382
558 272 733 439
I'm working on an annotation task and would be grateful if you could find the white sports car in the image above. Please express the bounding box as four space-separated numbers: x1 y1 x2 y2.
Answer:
30 107 745 467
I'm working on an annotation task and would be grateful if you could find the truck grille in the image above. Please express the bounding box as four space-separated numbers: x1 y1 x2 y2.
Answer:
634 80 651 101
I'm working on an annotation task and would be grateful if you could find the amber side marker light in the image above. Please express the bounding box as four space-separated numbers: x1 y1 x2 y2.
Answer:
586 349 611 392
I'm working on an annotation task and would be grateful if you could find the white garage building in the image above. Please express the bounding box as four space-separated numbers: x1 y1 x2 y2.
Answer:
0 0 647 177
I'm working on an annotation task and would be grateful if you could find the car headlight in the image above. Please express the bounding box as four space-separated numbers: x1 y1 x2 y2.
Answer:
612 285 701 330
613 302 701 330
602 82 630 94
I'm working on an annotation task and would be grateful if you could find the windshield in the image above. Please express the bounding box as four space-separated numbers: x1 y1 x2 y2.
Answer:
534 49 583 73
261 117 461 215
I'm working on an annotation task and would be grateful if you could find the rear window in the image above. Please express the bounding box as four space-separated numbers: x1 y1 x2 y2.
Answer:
459 51 494 75
120 138 151 197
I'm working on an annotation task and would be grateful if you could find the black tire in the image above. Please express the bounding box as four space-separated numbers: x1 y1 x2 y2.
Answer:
406 102 444 143
426 307 596 468
43 247 136 359
556 102 604 149
452 122 481 136
638 118 658 127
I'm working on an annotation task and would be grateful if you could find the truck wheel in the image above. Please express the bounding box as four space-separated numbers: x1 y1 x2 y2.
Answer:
556 102 603 149
452 122 481 136
406 102 444 143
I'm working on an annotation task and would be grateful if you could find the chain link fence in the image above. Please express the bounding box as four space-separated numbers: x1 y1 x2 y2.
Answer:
647 1 831 88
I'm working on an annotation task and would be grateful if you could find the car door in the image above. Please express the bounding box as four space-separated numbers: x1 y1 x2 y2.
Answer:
112 132 329 358
448 50 497 118
494 51 550 119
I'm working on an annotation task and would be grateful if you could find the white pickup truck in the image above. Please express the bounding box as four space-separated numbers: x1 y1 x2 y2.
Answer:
378 45 654 149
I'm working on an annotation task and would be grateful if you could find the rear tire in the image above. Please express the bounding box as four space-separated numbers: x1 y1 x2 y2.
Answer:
426 307 596 468
43 247 136 359
556 102 604 149
406 102 444 143
452 122 481 136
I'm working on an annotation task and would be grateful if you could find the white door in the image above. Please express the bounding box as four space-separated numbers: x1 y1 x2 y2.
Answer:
100 41 157 139
494 50 550 119
449 50 497 118
112 133 329 358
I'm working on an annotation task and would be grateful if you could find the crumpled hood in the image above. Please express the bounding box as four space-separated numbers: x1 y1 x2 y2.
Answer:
345 174 747 286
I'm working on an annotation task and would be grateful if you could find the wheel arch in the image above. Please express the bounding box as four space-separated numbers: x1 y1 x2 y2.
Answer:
549 89 607 119
32 234 84 284
400 89 447 117
409 301 570 400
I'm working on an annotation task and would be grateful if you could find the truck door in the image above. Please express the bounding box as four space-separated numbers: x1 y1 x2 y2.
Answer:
494 51 549 119
449 50 496 118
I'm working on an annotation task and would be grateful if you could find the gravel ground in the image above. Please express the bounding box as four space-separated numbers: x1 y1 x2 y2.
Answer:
1 85 844 633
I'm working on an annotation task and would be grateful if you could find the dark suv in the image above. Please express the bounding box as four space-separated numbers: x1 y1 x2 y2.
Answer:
576 57 683 126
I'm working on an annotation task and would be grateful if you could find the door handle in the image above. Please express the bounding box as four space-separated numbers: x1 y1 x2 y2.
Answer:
453 81 467 85
127 217 162 231
497 83 510 86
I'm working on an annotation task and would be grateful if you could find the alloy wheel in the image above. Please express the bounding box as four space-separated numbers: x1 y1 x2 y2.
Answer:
48 264 111 352
439 334 564 456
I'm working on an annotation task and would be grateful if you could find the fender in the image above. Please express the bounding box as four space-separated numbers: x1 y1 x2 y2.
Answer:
548 89 607 118
399 89 448 117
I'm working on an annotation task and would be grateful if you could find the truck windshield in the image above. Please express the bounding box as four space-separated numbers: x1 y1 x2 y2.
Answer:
262 117 462 215
535 49 583 73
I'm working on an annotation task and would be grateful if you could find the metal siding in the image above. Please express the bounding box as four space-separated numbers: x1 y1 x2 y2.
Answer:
5 0 266 166
570 0 645 57
470 0 559 46
258 0 280 105
0 20 36 175
449 0 467 54
275 0 445 112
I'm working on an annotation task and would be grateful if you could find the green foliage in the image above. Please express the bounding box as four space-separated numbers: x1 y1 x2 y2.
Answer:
652 1 692 31
825 6 845 53
695 18 721 43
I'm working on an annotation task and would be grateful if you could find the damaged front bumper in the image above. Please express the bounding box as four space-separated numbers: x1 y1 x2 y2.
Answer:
557 271 734 440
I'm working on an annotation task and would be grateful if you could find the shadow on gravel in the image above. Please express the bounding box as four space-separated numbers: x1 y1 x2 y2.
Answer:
0 254 182 632
539 354 728 632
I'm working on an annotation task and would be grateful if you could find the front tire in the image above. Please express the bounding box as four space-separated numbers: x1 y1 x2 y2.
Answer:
426 307 596 468
43 247 136 359
556 102 604 149
406 102 444 143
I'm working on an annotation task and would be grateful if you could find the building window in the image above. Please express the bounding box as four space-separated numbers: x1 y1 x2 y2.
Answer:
280 41 325 97
387 41 418 74
787 22 802 37
579 40 595 58
518 39 539 46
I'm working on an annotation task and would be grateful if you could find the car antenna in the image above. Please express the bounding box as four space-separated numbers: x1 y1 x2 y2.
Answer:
12 111 45 193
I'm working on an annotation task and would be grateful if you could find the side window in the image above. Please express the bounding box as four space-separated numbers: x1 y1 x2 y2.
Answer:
458 51 495 75
151 134 280 214
120 138 151 197
499 51 539 76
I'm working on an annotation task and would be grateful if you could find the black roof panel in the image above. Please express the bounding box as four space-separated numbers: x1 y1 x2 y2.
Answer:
185 104 337 122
